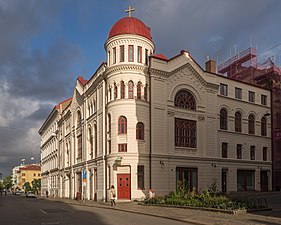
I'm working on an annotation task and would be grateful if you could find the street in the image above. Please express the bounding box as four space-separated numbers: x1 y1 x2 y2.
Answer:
0 193 191 225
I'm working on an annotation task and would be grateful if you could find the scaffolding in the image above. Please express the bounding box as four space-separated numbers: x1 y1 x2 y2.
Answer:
218 47 281 190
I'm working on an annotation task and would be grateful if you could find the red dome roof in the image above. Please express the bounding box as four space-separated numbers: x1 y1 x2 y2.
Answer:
108 17 152 41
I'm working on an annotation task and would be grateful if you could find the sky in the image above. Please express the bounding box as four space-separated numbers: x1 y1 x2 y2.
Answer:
0 0 281 178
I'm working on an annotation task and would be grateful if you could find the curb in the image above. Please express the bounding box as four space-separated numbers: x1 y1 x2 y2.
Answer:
142 203 248 215
44 198 208 225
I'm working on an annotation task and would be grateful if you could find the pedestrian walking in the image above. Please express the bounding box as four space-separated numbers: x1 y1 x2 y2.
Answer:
46 190 49 198
109 185 116 206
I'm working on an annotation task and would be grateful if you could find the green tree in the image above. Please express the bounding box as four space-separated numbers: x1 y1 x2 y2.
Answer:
23 182 32 192
31 179 41 193
3 176 13 190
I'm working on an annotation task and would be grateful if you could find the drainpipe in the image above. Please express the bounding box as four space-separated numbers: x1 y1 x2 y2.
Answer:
148 57 152 189
270 78 274 191
102 79 107 201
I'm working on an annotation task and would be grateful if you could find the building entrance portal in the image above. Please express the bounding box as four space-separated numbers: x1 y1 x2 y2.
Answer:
260 171 269 192
117 174 131 200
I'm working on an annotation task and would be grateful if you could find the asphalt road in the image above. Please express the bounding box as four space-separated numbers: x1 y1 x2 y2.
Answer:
0 193 192 225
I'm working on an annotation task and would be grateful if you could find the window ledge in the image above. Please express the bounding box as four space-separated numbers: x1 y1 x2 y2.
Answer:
175 146 198 152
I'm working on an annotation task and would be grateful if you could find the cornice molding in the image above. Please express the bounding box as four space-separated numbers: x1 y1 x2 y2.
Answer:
105 64 148 76
151 63 219 90
149 68 169 77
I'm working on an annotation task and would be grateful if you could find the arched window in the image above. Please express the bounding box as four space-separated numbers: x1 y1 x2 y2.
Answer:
93 101 95 113
88 104 91 117
174 90 196 110
89 128 93 158
235 111 242 132
94 124 97 158
108 114 111 154
120 80 125 99
261 116 267 136
220 109 228 130
114 82 117 99
108 113 111 133
248 114 255 134
128 45 134 62
136 122 144 140
77 134 82 159
144 84 148 101
109 87 112 100
128 80 134 99
137 81 142 99
77 111 82 126
118 116 127 134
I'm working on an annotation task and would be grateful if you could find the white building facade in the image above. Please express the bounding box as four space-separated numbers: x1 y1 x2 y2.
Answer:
39 12 272 201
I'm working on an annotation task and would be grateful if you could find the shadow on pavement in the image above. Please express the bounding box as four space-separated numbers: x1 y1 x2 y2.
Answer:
0 194 108 225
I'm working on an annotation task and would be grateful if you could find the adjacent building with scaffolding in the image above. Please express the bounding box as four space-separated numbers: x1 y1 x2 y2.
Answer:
218 47 281 190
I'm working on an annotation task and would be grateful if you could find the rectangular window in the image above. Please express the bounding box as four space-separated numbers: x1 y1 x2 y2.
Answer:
263 147 267 161
34 173 36 176
175 118 197 148
235 87 242 99
120 45 124 62
22 173 26 176
77 135 82 159
237 170 255 191
249 91 255 103
250 146 255 160
128 45 134 62
38 173 41 176
118 143 127 152
176 167 198 192
261 94 267 106
137 46 142 63
22 178 26 183
145 49 149 65
222 142 228 158
137 165 144 189
237 144 242 159
113 47 116 64
220 83 228 96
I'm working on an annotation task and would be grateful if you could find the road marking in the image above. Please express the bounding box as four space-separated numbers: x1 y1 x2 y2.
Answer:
41 222 60 225
41 223 60 225
61 208 73 213
40 209 48 214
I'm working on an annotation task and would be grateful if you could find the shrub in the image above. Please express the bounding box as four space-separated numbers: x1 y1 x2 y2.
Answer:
143 179 266 210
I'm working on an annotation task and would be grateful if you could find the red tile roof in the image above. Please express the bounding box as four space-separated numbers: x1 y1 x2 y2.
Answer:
152 53 168 61
19 165 41 171
55 97 72 109
77 76 88 86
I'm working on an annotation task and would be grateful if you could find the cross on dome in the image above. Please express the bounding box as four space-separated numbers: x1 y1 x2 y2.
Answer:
125 6 135 17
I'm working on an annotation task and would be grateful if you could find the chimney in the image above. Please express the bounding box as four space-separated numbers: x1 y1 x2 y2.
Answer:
205 60 217 74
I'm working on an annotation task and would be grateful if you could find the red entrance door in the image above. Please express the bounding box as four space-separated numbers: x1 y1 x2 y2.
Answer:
117 174 131 200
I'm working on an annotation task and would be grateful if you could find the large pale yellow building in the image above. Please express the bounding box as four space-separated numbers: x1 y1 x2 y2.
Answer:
18 164 41 189
39 9 272 201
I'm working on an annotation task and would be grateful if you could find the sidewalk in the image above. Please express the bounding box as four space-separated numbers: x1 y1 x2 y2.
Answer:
46 197 281 225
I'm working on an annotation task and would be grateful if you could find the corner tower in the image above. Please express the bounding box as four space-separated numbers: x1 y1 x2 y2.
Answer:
104 7 154 200
105 8 154 67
